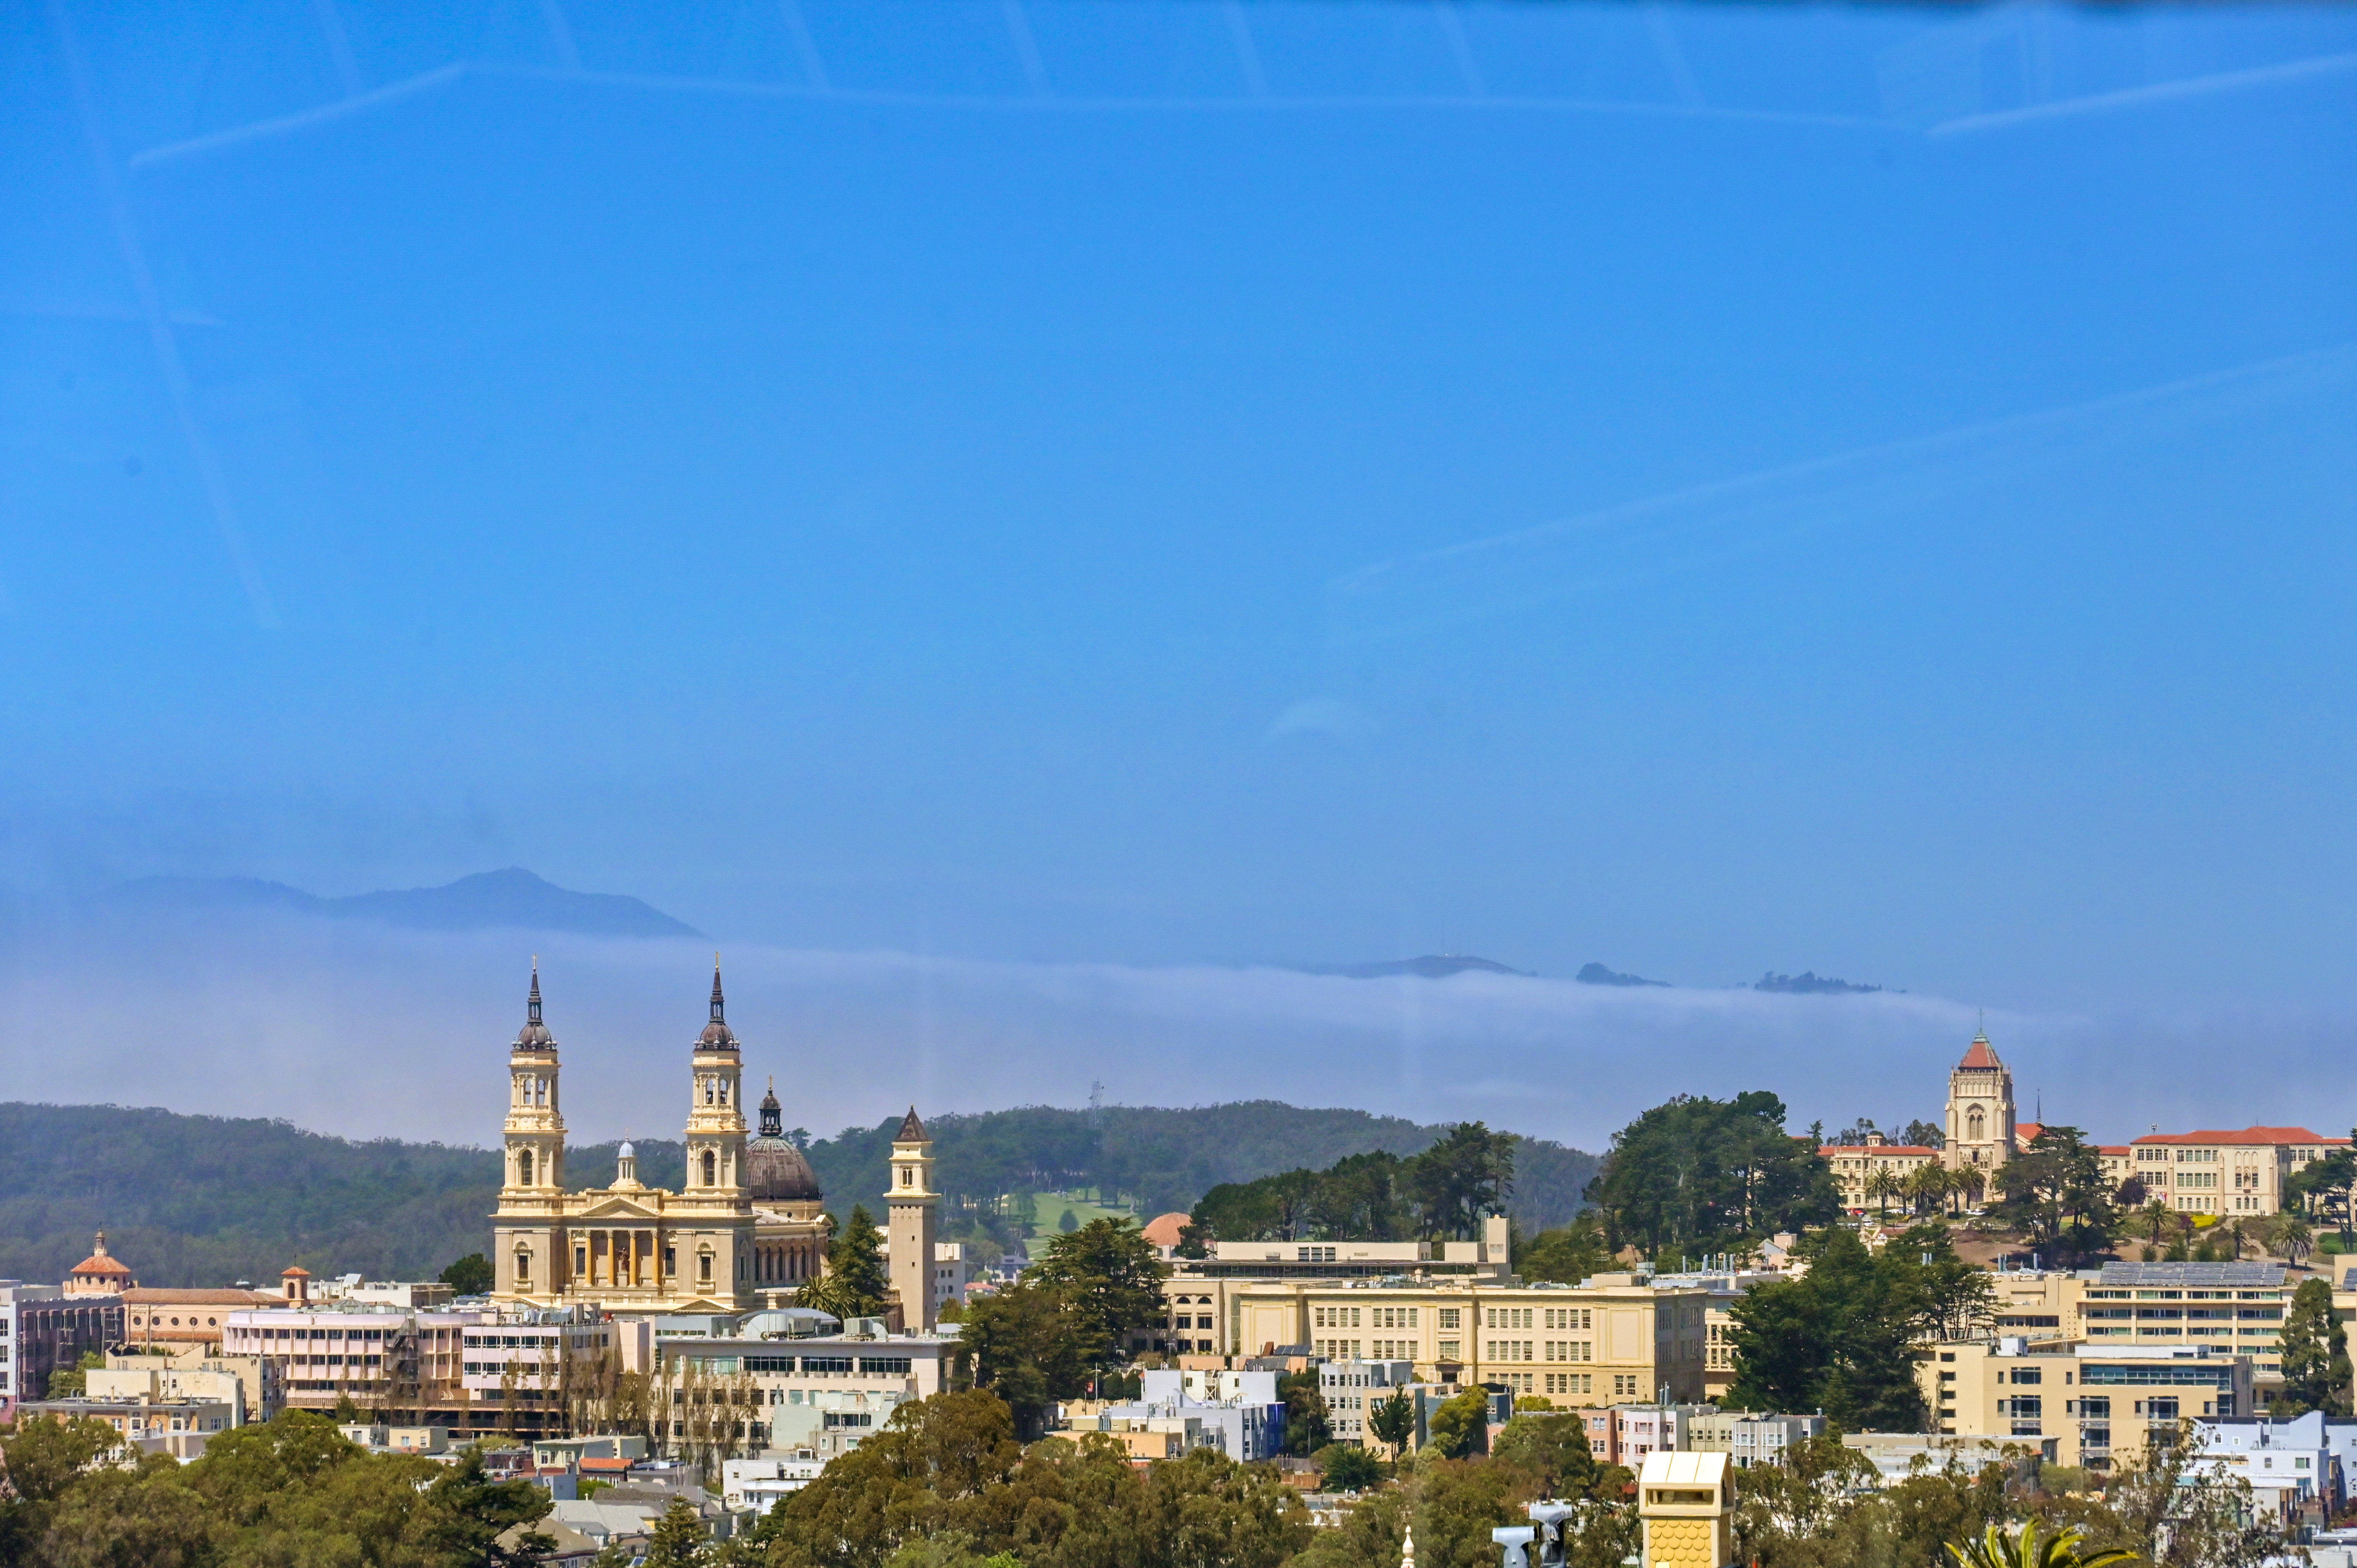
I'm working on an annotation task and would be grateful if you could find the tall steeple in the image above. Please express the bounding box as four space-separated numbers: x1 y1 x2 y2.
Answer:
499 960 566 1301
698 953 738 1052
684 956 750 1299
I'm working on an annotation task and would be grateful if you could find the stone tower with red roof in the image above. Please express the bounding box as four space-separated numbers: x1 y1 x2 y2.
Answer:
1944 1029 2018 1175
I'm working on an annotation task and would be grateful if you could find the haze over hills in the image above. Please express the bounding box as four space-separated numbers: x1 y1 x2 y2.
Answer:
0 1100 1598 1289
105 867 702 939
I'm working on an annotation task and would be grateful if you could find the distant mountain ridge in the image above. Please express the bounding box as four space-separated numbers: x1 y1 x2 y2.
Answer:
1295 954 1533 979
1754 970 1885 995
106 867 702 939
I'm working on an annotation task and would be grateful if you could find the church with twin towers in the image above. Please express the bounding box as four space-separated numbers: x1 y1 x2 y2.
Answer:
489 960 941 1328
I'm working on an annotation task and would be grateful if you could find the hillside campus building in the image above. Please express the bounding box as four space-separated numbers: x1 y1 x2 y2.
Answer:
1817 1029 2347 1218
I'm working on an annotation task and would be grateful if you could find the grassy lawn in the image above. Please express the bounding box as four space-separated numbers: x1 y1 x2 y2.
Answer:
1021 1191 1137 1240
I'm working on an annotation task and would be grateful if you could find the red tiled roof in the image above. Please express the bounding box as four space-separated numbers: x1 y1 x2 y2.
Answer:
2015 1122 2044 1145
2098 1146 2132 1157
580 1457 633 1472
281 1265 312 1278
2132 1127 2335 1147
1956 1034 2003 1070
69 1254 134 1278
125 1288 276 1305
1818 1145 1939 1157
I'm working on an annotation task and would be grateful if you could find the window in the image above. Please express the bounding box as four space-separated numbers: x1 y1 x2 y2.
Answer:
702 1151 717 1186
518 1150 533 1185
1438 1309 1460 1330
699 1250 713 1283
515 1250 531 1284
859 1357 913 1375
2009 1367 2042 1385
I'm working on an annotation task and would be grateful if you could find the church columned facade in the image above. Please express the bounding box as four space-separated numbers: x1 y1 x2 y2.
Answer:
491 963 831 1313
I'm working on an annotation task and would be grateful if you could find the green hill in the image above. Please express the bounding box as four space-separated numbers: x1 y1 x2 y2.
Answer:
0 1101 1595 1289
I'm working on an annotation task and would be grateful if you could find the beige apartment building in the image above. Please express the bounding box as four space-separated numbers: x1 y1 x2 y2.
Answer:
1818 1133 1941 1213
1219 1273 1710 1404
2123 1128 2345 1217
1925 1339 2253 1469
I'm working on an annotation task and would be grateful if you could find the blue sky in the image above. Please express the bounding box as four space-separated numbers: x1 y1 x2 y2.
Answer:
6 0 2357 1051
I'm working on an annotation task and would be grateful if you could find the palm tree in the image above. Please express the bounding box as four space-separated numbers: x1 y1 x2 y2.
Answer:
1904 1164 1950 1219
1956 1166 1986 1214
1946 1522 2136 1568
2269 1210 2315 1265
2142 1198 2171 1247
1866 1166 1903 1217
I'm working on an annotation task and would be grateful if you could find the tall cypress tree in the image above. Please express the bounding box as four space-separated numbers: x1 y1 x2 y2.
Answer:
2276 1277 2351 1416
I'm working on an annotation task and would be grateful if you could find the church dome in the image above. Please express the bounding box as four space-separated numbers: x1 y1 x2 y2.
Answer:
747 1080 822 1202
747 1136 823 1202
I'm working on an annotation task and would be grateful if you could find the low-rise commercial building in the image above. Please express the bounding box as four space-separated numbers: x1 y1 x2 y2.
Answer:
1925 1338 2255 1468
1221 1269 1710 1403
18 1392 235 1457
2189 1412 2357 1523
654 1324 956 1460
1 1283 121 1417
1090 1367 1286 1463
86 1359 251 1425
1687 1411 1826 1468
224 1301 488 1430
1319 1358 1414 1445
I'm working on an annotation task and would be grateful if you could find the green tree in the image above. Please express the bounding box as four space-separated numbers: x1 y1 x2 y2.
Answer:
1319 1443 1385 1491
1057 1209 1079 1232
643 1496 711 1567
2275 1276 2351 1415
1026 1217 1170 1373
1403 1124 1518 1241
426 1444 557 1566
33 1458 220 1568
1487 1412 1596 1497
1516 1216 1610 1285
1278 1370 1331 1457
0 1417 126 1564
802 1205 890 1321
439 1253 495 1296
45 1349 105 1399
1585 1092 1838 1256
952 1281 1090 1439
1991 1127 2119 1265
1368 1389 1417 1466
1725 1227 1928 1430
1423 1389 1492 1460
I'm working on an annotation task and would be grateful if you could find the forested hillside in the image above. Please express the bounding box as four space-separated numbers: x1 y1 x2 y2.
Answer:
0 1101 1594 1288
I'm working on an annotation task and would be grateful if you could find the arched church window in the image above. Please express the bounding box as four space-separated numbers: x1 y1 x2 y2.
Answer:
519 1150 534 1186
516 1249 532 1285
704 1078 716 1106
1967 1109 1985 1142
703 1151 717 1186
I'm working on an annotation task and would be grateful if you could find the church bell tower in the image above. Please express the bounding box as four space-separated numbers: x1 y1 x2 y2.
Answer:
1944 1028 2017 1174
497 962 566 1301
887 1106 940 1331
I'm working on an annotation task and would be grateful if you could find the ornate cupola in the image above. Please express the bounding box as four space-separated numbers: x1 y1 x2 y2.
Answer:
685 956 749 1203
